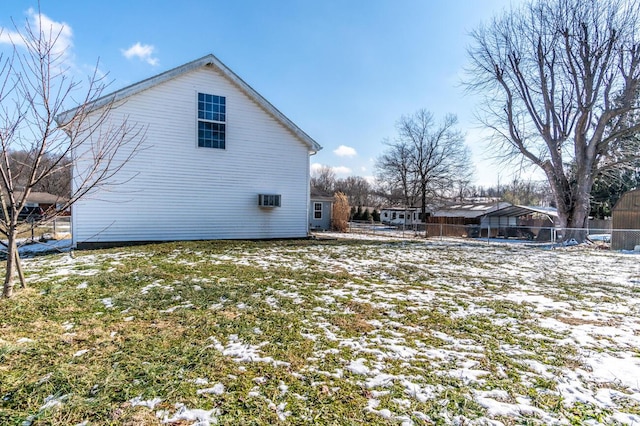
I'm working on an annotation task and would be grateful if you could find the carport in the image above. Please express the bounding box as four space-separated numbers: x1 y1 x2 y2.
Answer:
481 205 558 240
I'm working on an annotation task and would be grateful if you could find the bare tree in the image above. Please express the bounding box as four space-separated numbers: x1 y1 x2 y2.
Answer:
3 150 71 197
310 165 336 194
467 0 640 241
500 178 551 206
376 110 473 234
375 137 418 209
334 176 371 207
372 178 406 207
0 12 144 297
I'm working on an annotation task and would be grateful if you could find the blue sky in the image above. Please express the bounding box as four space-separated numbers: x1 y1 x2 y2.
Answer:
0 0 528 187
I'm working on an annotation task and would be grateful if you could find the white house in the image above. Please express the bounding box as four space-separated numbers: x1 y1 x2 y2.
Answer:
380 207 420 226
58 54 322 248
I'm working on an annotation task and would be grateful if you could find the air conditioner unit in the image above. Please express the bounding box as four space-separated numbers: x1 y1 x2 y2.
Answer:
258 194 281 207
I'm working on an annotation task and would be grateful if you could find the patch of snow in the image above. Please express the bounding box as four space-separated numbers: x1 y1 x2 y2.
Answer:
160 303 194 313
207 335 290 367
196 383 225 395
346 358 370 376
40 394 70 410
130 396 162 409
160 403 219 425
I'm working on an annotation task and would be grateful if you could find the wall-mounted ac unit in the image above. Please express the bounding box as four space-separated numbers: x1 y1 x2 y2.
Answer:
258 194 281 207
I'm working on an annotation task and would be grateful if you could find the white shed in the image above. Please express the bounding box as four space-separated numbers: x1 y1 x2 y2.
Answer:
58 54 322 248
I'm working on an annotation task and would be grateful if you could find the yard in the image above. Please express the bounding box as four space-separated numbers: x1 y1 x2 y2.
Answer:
1 236 640 425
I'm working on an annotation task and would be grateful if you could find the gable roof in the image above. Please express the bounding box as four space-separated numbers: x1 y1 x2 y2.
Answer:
56 54 322 153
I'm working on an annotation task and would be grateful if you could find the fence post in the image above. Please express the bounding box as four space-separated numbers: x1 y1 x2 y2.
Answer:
440 223 443 241
487 225 491 244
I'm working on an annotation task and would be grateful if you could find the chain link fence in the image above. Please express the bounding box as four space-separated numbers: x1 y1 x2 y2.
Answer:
19 216 71 241
345 220 640 249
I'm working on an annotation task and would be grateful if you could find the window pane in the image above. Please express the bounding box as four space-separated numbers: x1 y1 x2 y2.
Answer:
198 121 226 149
198 93 226 123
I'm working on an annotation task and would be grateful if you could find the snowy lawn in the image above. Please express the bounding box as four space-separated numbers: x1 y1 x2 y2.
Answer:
1 237 640 425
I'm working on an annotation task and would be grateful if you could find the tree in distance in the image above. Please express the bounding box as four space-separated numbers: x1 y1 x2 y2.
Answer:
376 109 473 236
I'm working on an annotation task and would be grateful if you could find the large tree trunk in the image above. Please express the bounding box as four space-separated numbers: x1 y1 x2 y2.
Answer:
557 202 591 242
550 170 593 243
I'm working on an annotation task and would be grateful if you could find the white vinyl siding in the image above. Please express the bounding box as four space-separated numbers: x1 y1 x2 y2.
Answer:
72 65 312 245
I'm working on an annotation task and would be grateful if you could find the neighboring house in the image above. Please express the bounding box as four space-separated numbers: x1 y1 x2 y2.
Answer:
21 191 68 213
309 187 333 231
58 54 321 248
380 207 420 226
1 191 69 220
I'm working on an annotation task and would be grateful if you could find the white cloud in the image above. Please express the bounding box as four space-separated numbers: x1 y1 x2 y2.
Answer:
1 9 74 63
310 163 324 173
310 163 352 176
333 145 357 157
332 166 352 175
122 42 159 66
0 30 23 46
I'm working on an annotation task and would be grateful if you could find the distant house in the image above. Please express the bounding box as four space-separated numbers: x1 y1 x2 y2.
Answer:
57 54 322 248
0 191 69 223
380 207 420 226
23 191 68 212
309 187 333 231
611 189 640 250
381 202 499 228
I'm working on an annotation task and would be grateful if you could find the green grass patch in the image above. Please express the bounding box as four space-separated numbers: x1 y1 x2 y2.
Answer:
1 238 638 424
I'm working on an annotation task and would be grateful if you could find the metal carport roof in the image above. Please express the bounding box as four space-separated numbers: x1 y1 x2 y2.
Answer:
483 205 558 218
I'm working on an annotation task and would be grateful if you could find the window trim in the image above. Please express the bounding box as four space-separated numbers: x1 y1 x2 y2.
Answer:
313 202 322 220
